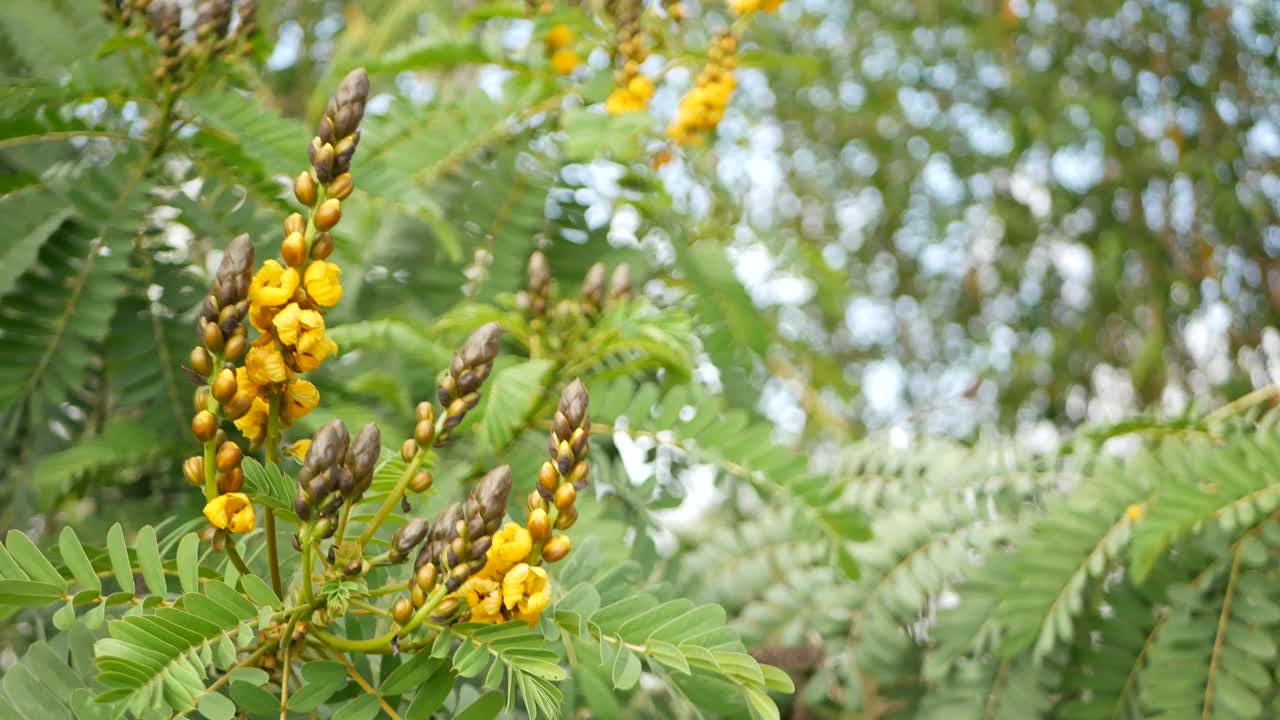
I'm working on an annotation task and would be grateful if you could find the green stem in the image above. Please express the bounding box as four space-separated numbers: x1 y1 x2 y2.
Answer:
356 451 426 547
334 503 353 549
264 392 284 598
225 542 252 576
300 528 315 605
1205 384 1280 425
313 586 447 652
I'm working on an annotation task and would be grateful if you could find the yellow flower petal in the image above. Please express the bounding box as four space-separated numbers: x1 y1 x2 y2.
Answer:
487 523 533 574
249 260 299 308
284 379 319 421
234 396 271 447
203 492 256 534
303 261 343 307
246 344 289 386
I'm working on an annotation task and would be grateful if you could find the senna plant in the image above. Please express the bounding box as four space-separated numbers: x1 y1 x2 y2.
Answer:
0 68 794 720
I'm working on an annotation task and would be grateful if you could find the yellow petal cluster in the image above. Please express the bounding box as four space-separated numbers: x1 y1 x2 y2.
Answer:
501 563 551 625
606 74 656 115
272 303 338 371
729 0 783 14
667 68 735 144
203 492 256 533
487 523 533 575
249 260 299 326
303 261 343 307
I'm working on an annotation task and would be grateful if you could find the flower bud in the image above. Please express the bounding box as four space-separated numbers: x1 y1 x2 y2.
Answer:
401 438 418 463
192 410 217 441
415 401 434 423
190 347 213 376
281 232 306 267
414 419 435 447
293 494 312 522
528 490 547 512
527 508 550 542
314 198 342 231
542 535 571 562
344 558 363 576
570 462 590 488
215 441 243 471
193 386 211 412
555 505 578 530
411 583 426 608
430 597 459 621
581 262 606 313
212 368 237 404
285 212 306 237
182 456 205 487
310 232 335 260
554 483 576 510
392 598 413 624
410 470 433 493
609 263 633 303
203 322 225 352
538 461 559 493
293 171 317 206
223 332 247 361
393 518 430 556
328 172 354 200
218 468 244 493
415 562 438 591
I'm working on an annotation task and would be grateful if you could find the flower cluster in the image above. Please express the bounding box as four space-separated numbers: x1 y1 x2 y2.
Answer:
545 23 581 75
605 0 655 115
729 0 783 15
184 68 368 544
666 30 738 145
102 0 257 82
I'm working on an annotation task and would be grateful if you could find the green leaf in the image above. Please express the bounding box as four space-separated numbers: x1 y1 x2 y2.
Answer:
362 40 491 74
404 665 452 719
133 526 166 597
0 579 65 606
477 358 554 453
380 652 441 696
760 665 794 694
238 575 281 610
176 534 199 595
196 691 236 720
105 523 134 597
58 527 100 594
644 639 690 675
331 694 380 720
611 646 642 690
229 682 278 716
744 686 781 720
53 598 77 629
454 691 504 720
240 459 299 523
5 530 64 587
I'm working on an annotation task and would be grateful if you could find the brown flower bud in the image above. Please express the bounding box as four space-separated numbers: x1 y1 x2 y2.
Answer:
542 535 571 562
554 482 576 510
310 232 335 260
212 368 237 404
430 596 459 621
328 173 354 200
193 386 211 412
314 198 342 231
608 263 633 303
392 598 413 624
413 419 435 447
293 171 318 206
415 562 438 591
569 462 590 488
393 518 430 557
415 401 435 423
305 420 350 472
528 490 547 512
581 262 606 313
190 346 213 376
182 456 205 487
555 505 578 530
203 322 225 352
401 438 418 463
223 332 247 361
281 232 306 267
192 410 218 441
344 558 363 576
410 470 433 494
411 583 426 608
527 508 550 542
215 441 243 471
285 212 306 237
218 467 244 493
538 461 559 493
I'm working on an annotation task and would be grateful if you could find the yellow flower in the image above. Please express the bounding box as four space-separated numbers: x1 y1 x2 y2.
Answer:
463 576 504 624
284 379 319 421
760 0 783 11
501 563 551 626
303 261 343 307
272 303 338 371
545 24 573 52
550 48 581 75
486 523 533 574
234 396 271 447
245 344 290 386
627 75 655 101
287 439 312 463
203 492 256 533
1126 504 1145 522
250 260 300 308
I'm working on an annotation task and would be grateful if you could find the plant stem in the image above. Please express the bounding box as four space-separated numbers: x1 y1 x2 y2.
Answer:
356 451 426 547
300 528 315 605
264 392 284 597
325 647 402 720
225 542 252 576
279 638 291 720
334 503 353 549
202 357 224 503
312 586 447 652
1205 384 1280 425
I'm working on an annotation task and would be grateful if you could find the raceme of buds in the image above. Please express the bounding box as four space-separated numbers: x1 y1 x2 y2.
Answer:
581 262 606 316
197 234 254 356
343 423 381 500
437 322 502 437
525 252 551 318
294 420 351 524
549 379 590 488
310 68 369 183
389 518 430 563
195 0 232 45
414 465 513 575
